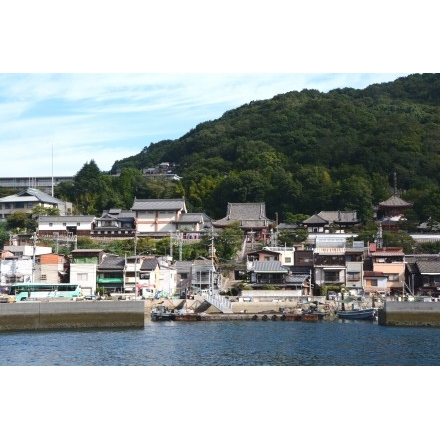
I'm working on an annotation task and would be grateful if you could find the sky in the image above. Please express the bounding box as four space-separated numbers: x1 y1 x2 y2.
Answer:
0 72 411 178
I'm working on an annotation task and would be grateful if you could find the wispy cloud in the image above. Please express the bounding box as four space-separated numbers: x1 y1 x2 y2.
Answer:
0 73 409 177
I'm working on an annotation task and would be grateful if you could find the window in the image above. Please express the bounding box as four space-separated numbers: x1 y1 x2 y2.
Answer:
285 257 292 263
77 273 88 281
49 223 53 227
347 272 360 281
387 274 399 281
41 274 47 280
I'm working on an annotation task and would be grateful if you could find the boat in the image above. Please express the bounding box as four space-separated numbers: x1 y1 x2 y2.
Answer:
337 308 376 320
150 305 176 321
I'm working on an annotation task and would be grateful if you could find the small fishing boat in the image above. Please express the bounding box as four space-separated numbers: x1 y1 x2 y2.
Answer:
150 305 176 321
337 308 376 320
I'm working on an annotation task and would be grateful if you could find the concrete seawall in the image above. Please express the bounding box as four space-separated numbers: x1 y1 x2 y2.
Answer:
0 301 145 331
378 301 440 327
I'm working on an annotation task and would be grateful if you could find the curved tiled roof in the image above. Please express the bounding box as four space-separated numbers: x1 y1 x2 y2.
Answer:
379 194 413 208
213 202 273 228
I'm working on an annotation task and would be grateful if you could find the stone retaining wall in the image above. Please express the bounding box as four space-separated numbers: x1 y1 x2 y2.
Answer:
378 301 440 326
0 301 145 331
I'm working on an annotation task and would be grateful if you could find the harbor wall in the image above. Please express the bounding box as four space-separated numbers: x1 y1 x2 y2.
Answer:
0 301 145 331
378 301 440 327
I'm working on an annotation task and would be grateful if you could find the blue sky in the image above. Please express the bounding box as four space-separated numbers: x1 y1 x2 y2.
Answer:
0 2 434 178
0 73 410 177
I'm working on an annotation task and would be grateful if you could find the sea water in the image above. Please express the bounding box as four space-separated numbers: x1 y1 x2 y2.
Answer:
1 319 440 366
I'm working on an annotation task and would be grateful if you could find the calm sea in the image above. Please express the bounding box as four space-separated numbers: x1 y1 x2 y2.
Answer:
1 319 440 366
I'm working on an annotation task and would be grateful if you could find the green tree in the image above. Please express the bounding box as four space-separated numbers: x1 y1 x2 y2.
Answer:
6 212 37 232
211 223 245 261
277 228 308 246
31 205 61 218
72 160 107 215
0 222 9 248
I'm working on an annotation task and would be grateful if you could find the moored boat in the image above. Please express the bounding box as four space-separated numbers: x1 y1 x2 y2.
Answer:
337 308 376 320
150 305 176 321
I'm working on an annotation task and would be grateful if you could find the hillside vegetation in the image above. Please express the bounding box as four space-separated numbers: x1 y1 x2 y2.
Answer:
51 74 440 231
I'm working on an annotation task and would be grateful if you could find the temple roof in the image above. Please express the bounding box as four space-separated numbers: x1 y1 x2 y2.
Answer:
379 194 413 209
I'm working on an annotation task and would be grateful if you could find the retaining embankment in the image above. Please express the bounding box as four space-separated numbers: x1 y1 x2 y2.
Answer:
378 301 440 327
0 301 145 331
142 298 307 315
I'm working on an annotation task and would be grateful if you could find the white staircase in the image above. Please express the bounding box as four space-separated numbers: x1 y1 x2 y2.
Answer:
203 291 233 313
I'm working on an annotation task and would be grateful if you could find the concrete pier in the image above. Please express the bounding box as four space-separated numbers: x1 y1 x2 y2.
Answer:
378 301 440 327
0 301 145 331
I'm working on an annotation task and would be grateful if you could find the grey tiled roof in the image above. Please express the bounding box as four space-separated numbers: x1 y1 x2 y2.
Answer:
277 222 299 230
318 211 359 223
0 187 66 204
213 202 273 227
285 274 308 283
131 198 187 211
98 256 126 270
251 261 288 273
174 261 193 273
98 210 135 220
416 260 440 274
302 214 328 225
39 215 96 223
178 213 207 223
379 194 413 208
141 258 159 270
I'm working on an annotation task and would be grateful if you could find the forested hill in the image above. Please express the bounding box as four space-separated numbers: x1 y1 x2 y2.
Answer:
109 73 440 224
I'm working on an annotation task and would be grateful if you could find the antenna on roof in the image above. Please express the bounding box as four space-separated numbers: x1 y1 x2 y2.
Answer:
393 171 397 196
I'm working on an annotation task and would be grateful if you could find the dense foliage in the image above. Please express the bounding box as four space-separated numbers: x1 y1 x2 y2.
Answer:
104 73 440 227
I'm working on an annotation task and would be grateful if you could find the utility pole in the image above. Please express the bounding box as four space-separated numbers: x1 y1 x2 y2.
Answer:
31 232 38 283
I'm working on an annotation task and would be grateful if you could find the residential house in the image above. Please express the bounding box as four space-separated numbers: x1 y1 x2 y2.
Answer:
313 246 346 290
156 259 177 297
363 270 389 295
366 244 405 295
0 187 72 220
190 257 216 294
176 213 213 239
69 249 106 295
96 254 126 295
91 209 136 239
138 257 162 298
0 256 33 284
37 215 95 240
405 255 440 297
245 260 308 298
344 243 365 293
131 198 187 238
246 248 281 263
35 253 69 284
174 260 193 298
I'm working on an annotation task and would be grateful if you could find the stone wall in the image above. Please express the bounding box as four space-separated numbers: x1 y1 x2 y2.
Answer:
378 301 440 326
0 301 145 331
